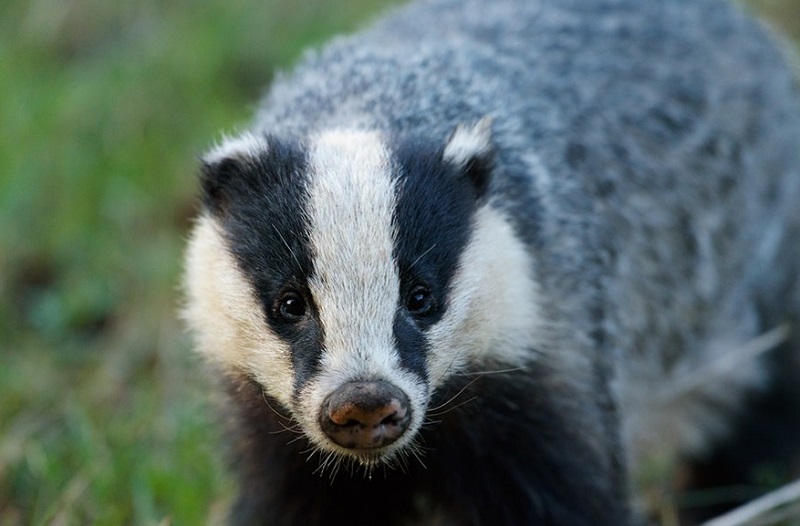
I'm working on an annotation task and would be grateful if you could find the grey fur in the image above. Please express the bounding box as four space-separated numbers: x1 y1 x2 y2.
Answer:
190 0 800 522
256 0 800 466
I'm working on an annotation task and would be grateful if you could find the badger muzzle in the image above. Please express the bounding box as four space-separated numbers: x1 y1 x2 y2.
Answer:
319 380 411 450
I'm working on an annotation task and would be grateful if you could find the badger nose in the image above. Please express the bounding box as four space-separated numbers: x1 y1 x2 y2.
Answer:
320 381 411 449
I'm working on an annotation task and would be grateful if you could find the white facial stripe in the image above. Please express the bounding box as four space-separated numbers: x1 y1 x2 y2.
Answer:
203 132 269 166
183 215 295 408
298 130 429 457
427 204 544 386
305 130 402 380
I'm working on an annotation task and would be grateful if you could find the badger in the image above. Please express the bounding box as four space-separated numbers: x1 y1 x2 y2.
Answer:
182 0 800 524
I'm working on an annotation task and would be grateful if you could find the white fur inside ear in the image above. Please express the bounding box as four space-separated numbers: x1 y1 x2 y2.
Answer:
203 132 269 165
443 117 493 167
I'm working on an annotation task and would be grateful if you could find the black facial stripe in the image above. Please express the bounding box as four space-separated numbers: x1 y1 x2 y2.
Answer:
393 311 430 381
218 136 324 392
392 137 481 327
390 137 482 382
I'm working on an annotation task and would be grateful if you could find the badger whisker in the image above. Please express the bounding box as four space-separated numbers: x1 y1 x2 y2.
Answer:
328 455 344 482
313 450 337 478
427 396 478 418
285 434 308 446
272 224 304 272
393 452 410 475
267 425 299 436
407 243 438 272
405 442 428 470
259 388 294 422
268 417 303 436
456 365 526 377
418 419 440 430
258 389 304 437
427 374 484 413
302 447 320 463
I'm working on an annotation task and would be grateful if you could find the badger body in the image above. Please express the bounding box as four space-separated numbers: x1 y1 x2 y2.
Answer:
183 0 800 524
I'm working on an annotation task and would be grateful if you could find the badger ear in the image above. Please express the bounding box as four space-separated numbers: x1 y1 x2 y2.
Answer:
443 117 494 197
199 133 268 214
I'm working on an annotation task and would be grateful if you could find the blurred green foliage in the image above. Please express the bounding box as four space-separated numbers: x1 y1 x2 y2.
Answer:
0 0 796 525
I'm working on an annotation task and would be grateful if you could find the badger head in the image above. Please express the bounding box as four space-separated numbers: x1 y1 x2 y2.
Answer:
183 119 542 473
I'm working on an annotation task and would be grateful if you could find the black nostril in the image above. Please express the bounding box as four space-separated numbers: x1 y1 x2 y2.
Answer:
320 380 412 449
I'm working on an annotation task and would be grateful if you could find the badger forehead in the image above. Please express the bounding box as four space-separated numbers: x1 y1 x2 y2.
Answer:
304 131 402 380
186 126 542 410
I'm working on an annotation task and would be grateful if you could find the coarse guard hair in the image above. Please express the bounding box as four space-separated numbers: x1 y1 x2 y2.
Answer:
182 0 800 524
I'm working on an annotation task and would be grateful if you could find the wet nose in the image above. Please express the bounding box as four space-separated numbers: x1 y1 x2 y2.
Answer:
319 381 411 449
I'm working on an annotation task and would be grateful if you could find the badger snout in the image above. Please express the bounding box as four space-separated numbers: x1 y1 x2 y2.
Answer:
319 381 411 450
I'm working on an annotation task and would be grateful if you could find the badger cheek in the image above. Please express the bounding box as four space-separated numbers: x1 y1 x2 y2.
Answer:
318 381 412 450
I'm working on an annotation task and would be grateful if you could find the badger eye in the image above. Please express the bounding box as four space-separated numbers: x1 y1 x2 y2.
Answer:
406 285 434 316
276 292 306 322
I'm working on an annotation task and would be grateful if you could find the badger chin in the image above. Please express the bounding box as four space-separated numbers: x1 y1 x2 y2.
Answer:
311 435 425 479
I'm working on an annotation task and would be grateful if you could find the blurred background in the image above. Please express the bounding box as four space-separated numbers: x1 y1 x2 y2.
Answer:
0 0 797 524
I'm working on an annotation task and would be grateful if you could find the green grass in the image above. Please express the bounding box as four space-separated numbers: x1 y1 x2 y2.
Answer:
0 1 796 525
